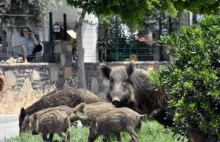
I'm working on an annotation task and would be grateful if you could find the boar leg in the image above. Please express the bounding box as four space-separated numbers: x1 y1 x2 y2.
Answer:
66 129 70 142
42 132 49 142
48 133 54 142
126 127 138 142
114 133 121 142
58 132 68 142
102 133 109 142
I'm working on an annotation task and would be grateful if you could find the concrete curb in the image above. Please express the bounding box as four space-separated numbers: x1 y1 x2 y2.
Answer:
0 114 19 124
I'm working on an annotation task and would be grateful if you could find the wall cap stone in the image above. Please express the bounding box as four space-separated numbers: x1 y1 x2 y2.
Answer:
0 63 57 68
72 61 171 66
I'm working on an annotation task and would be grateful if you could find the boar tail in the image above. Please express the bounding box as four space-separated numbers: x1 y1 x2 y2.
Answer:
139 114 154 120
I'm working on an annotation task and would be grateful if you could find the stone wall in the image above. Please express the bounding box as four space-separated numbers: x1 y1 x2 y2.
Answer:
0 61 170 96
72 61 170 97
0 63 78 95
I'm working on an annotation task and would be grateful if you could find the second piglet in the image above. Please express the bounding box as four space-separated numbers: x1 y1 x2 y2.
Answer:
88 107 146 142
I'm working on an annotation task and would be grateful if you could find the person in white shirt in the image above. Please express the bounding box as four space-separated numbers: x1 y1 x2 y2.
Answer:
19 27 42 63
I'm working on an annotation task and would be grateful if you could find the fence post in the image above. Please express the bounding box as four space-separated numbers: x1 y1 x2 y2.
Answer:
158 16 164 61
63 13 67 40
168 16 172 34
49 12 54 62
115 16 119 61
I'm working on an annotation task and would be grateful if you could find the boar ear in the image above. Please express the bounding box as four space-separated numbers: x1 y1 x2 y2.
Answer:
100 63 111 79
19 108 26 120
79 103 86 111
33 114 37 120
91 117 96 123
126 61 134 76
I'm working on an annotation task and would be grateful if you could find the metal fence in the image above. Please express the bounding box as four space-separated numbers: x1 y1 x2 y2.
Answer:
0 12 191 63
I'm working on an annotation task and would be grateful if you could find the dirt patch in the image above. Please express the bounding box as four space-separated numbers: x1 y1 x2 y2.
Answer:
0 90 42 114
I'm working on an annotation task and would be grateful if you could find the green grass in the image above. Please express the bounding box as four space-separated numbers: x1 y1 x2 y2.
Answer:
5 121 187 142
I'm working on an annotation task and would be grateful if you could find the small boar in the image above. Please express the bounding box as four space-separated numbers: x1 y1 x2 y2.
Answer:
20 105 85 133
88 107 146 142
19 88 100 134
71 102 116 125
100 62 173 128
22 109 81 142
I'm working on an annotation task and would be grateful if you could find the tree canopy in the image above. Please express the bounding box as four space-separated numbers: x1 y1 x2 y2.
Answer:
0 0 64 28
67 0 220 28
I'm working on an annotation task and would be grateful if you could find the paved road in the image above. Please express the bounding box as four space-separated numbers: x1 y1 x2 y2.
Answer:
0 114 19 142
0 121 19 142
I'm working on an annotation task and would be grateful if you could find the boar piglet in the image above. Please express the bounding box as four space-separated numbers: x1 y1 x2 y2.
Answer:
88 107 146 142
70 102 116 125
20 106 82 134
23 109 72 142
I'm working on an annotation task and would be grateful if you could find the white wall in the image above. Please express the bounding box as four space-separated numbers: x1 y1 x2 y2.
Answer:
6 1 99 63
82 13 99 63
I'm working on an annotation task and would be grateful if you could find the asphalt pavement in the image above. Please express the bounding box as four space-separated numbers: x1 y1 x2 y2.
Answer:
0 114 19 142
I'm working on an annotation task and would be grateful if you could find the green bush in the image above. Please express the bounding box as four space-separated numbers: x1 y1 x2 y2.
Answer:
152 15 220 138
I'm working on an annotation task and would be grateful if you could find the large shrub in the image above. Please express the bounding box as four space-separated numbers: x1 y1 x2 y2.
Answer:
151 15 220 138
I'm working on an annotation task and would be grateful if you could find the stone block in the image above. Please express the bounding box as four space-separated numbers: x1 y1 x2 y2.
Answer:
21 78 34 94
91 77 98 94
64 66 72 79
50 66 58 81
66 44 72 52
4 70 16 87
0 68 3 75
32 69 41 81
60 54 65 66
147 65 154 71
54 40 62 54
103 79 109 87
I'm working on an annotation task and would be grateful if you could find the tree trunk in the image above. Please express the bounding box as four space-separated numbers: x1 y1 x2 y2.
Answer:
76 9 87 89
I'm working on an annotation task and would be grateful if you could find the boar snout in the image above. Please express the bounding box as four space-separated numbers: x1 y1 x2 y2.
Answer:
112 97 121 107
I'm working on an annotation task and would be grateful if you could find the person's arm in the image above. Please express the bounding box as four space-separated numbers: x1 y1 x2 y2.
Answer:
19 38 28 63
30 33 39 45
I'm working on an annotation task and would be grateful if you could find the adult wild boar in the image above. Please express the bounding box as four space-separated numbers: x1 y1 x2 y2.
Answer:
88 107 146 142
71 102 116 125
19 88 100 134
100 62 173 128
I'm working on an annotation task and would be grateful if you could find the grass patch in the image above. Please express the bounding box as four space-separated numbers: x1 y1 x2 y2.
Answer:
5 121 187 142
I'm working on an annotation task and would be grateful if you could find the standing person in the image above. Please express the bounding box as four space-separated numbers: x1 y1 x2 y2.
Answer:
19 27 42 62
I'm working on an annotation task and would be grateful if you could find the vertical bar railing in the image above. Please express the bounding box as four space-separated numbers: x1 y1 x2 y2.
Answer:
49 12 54 62
115 16 119 61
63 13 67 40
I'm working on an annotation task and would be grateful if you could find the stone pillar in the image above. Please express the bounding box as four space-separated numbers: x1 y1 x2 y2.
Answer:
153 44 160 61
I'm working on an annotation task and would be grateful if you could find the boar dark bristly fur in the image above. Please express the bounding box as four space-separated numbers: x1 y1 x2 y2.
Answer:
19 88 100 134
26 109 72 142
100 62 173 128
0 76 4 92
21 106 74 134
88 107 145 142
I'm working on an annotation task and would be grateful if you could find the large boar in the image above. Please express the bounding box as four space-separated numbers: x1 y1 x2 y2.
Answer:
19 88 100 134
71 102 116 125
88 107 146 142
100 62 173 128
22 109 74 142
